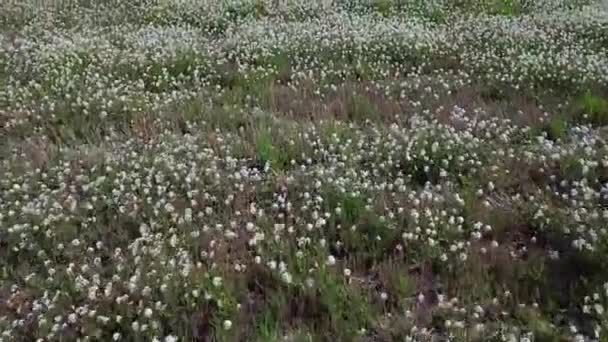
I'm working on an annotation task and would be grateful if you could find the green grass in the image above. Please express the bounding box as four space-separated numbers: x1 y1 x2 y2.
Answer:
579 91 608 126
493 0 524 16
315 271 376 339
546 114 568 141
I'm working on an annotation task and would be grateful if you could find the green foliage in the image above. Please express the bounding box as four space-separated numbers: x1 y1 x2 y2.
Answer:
427 8 448 24
316 270 375 339
254 123 304 171
515 308 561 342
545 114 568 141
373 0 394 16
266 52 292 81
387 270 417 300
493 0 523 16
559 155 583 181
255 303 283 342
579 91 608 126
340 194 367 225
447 0 528 16
253 0 270 18
255 127 277 166
218 72 274 108
346 93 379 122
323 189 403 265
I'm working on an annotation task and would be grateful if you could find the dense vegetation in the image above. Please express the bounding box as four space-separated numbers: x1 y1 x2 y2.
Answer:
2 0 608 340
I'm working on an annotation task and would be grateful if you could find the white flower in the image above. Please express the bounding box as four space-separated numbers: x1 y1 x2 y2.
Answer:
595 303 604 315
326 255 336 266
164 335 178 342
281 272 292 284
212 277 222 287
97 316 110 324
169 234 178 247
184 208 192 223
88 286 98 300
164 203 175 213
68 313 77 324
223 320 232 330
132 321 140 331
418 293 425 303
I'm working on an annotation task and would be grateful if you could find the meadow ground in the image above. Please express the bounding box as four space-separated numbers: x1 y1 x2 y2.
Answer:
1 0 608 340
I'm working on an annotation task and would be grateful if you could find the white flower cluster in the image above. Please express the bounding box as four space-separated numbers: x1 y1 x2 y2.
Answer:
2 0 608 340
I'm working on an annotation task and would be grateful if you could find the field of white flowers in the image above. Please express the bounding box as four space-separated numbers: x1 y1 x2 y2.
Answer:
1 0 608 340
